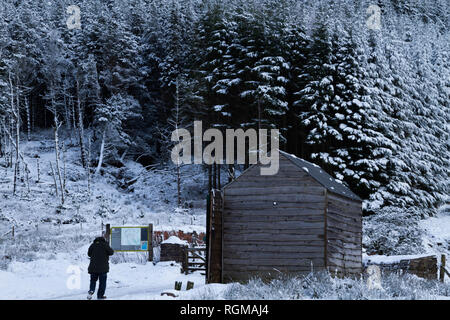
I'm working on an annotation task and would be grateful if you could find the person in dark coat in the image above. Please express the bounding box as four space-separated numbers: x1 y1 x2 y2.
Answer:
87 237 114 300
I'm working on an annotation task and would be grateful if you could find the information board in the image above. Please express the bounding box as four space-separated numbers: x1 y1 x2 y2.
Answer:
110 226 150 252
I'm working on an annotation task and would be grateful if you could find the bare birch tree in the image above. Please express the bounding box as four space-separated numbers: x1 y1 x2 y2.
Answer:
75 77 87 168
9 74 20 195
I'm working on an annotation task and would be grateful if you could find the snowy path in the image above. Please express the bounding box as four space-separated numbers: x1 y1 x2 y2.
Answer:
48 283 174 300
0 252 208 300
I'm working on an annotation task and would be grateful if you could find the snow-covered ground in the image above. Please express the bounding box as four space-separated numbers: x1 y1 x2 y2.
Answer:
0 131 212 299
0 255 212 300
422 212 450 253
1 131 449 300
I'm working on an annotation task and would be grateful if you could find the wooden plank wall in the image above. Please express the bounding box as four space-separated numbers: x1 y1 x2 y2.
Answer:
222 156 327 282
326 192 362 276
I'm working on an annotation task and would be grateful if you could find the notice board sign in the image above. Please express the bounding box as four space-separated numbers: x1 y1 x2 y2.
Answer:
110 226 150 252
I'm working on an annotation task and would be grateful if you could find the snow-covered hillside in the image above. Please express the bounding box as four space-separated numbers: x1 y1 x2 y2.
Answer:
0 131 211 299
0 130 448 300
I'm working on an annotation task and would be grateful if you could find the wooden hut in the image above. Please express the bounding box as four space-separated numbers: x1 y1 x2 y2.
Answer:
207 151 363 283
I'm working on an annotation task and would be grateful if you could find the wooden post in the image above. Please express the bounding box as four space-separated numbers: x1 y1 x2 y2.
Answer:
174 281 182 291
183 246 189 275
186 281 194 291
440 254 446 283
148 224 153 262
105 224 111 244
12 225 14 238
324 189 328 270
206 191 211 283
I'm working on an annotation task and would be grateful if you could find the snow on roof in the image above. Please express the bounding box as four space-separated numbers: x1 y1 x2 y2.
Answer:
279 150 361 201
161 236 188 246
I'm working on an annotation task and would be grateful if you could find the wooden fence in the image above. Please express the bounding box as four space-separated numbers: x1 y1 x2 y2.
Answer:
365 254 450 282
182 247 207 275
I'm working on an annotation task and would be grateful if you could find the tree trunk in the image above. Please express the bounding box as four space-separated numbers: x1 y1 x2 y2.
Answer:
9 75 20 195
53 107 64 205
212 163 217 190
49 161 59 198
208 164 212 192
0 125 3 158
71 96 76 144
63 85 71 132
177 164 181 207
25 97 31 141
62 143 67 191
76 79 87 168
87 135 91 197
217 164 221 190
95 129 106 175
36 158 40 183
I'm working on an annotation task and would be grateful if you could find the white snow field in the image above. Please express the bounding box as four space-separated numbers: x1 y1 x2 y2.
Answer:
0 254 216 300
421 211 450 255
1 133 449 300
0 218 219 300
0 133 215 300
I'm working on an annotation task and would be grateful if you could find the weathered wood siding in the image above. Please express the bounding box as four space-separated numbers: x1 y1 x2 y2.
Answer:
222 155 327 282
326 192 362 276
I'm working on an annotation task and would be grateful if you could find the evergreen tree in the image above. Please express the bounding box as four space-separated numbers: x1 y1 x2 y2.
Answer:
295 12 335 168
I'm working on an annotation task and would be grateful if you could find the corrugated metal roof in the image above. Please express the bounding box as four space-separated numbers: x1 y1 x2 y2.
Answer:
280 150 362 202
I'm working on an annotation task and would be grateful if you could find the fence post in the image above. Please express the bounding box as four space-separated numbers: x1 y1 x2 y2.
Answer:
440 254 446 283
183 246 189 275
105 224 111 244
148 224 153 262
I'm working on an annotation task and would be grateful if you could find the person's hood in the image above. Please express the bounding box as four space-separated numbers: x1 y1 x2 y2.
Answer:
94 237 106 243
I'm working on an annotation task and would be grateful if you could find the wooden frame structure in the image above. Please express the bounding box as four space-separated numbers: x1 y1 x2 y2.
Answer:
207 151 363 283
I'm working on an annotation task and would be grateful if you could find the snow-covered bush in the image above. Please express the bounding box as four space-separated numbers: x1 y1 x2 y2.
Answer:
0 227 93 270
64 167 87 182
363 206 425 255
110 252 148 265
0 256 10 270
219 271 450 300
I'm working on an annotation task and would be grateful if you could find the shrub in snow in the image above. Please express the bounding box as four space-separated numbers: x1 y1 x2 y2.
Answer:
363 206 425 255
0 228 93 270
219 271 450 300
65 167 87 182
110 252 148 265
0 256 12 270
95 197 118 218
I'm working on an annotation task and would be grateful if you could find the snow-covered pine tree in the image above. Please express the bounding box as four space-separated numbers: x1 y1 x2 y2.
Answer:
294 10 335 170
234 3 288 133
326 25 393 200
360 30 398 213
194 1 235 130
362 5 449 215
385 18 449 214
282 20 309 157
93 93 142 173
158 0 194 114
